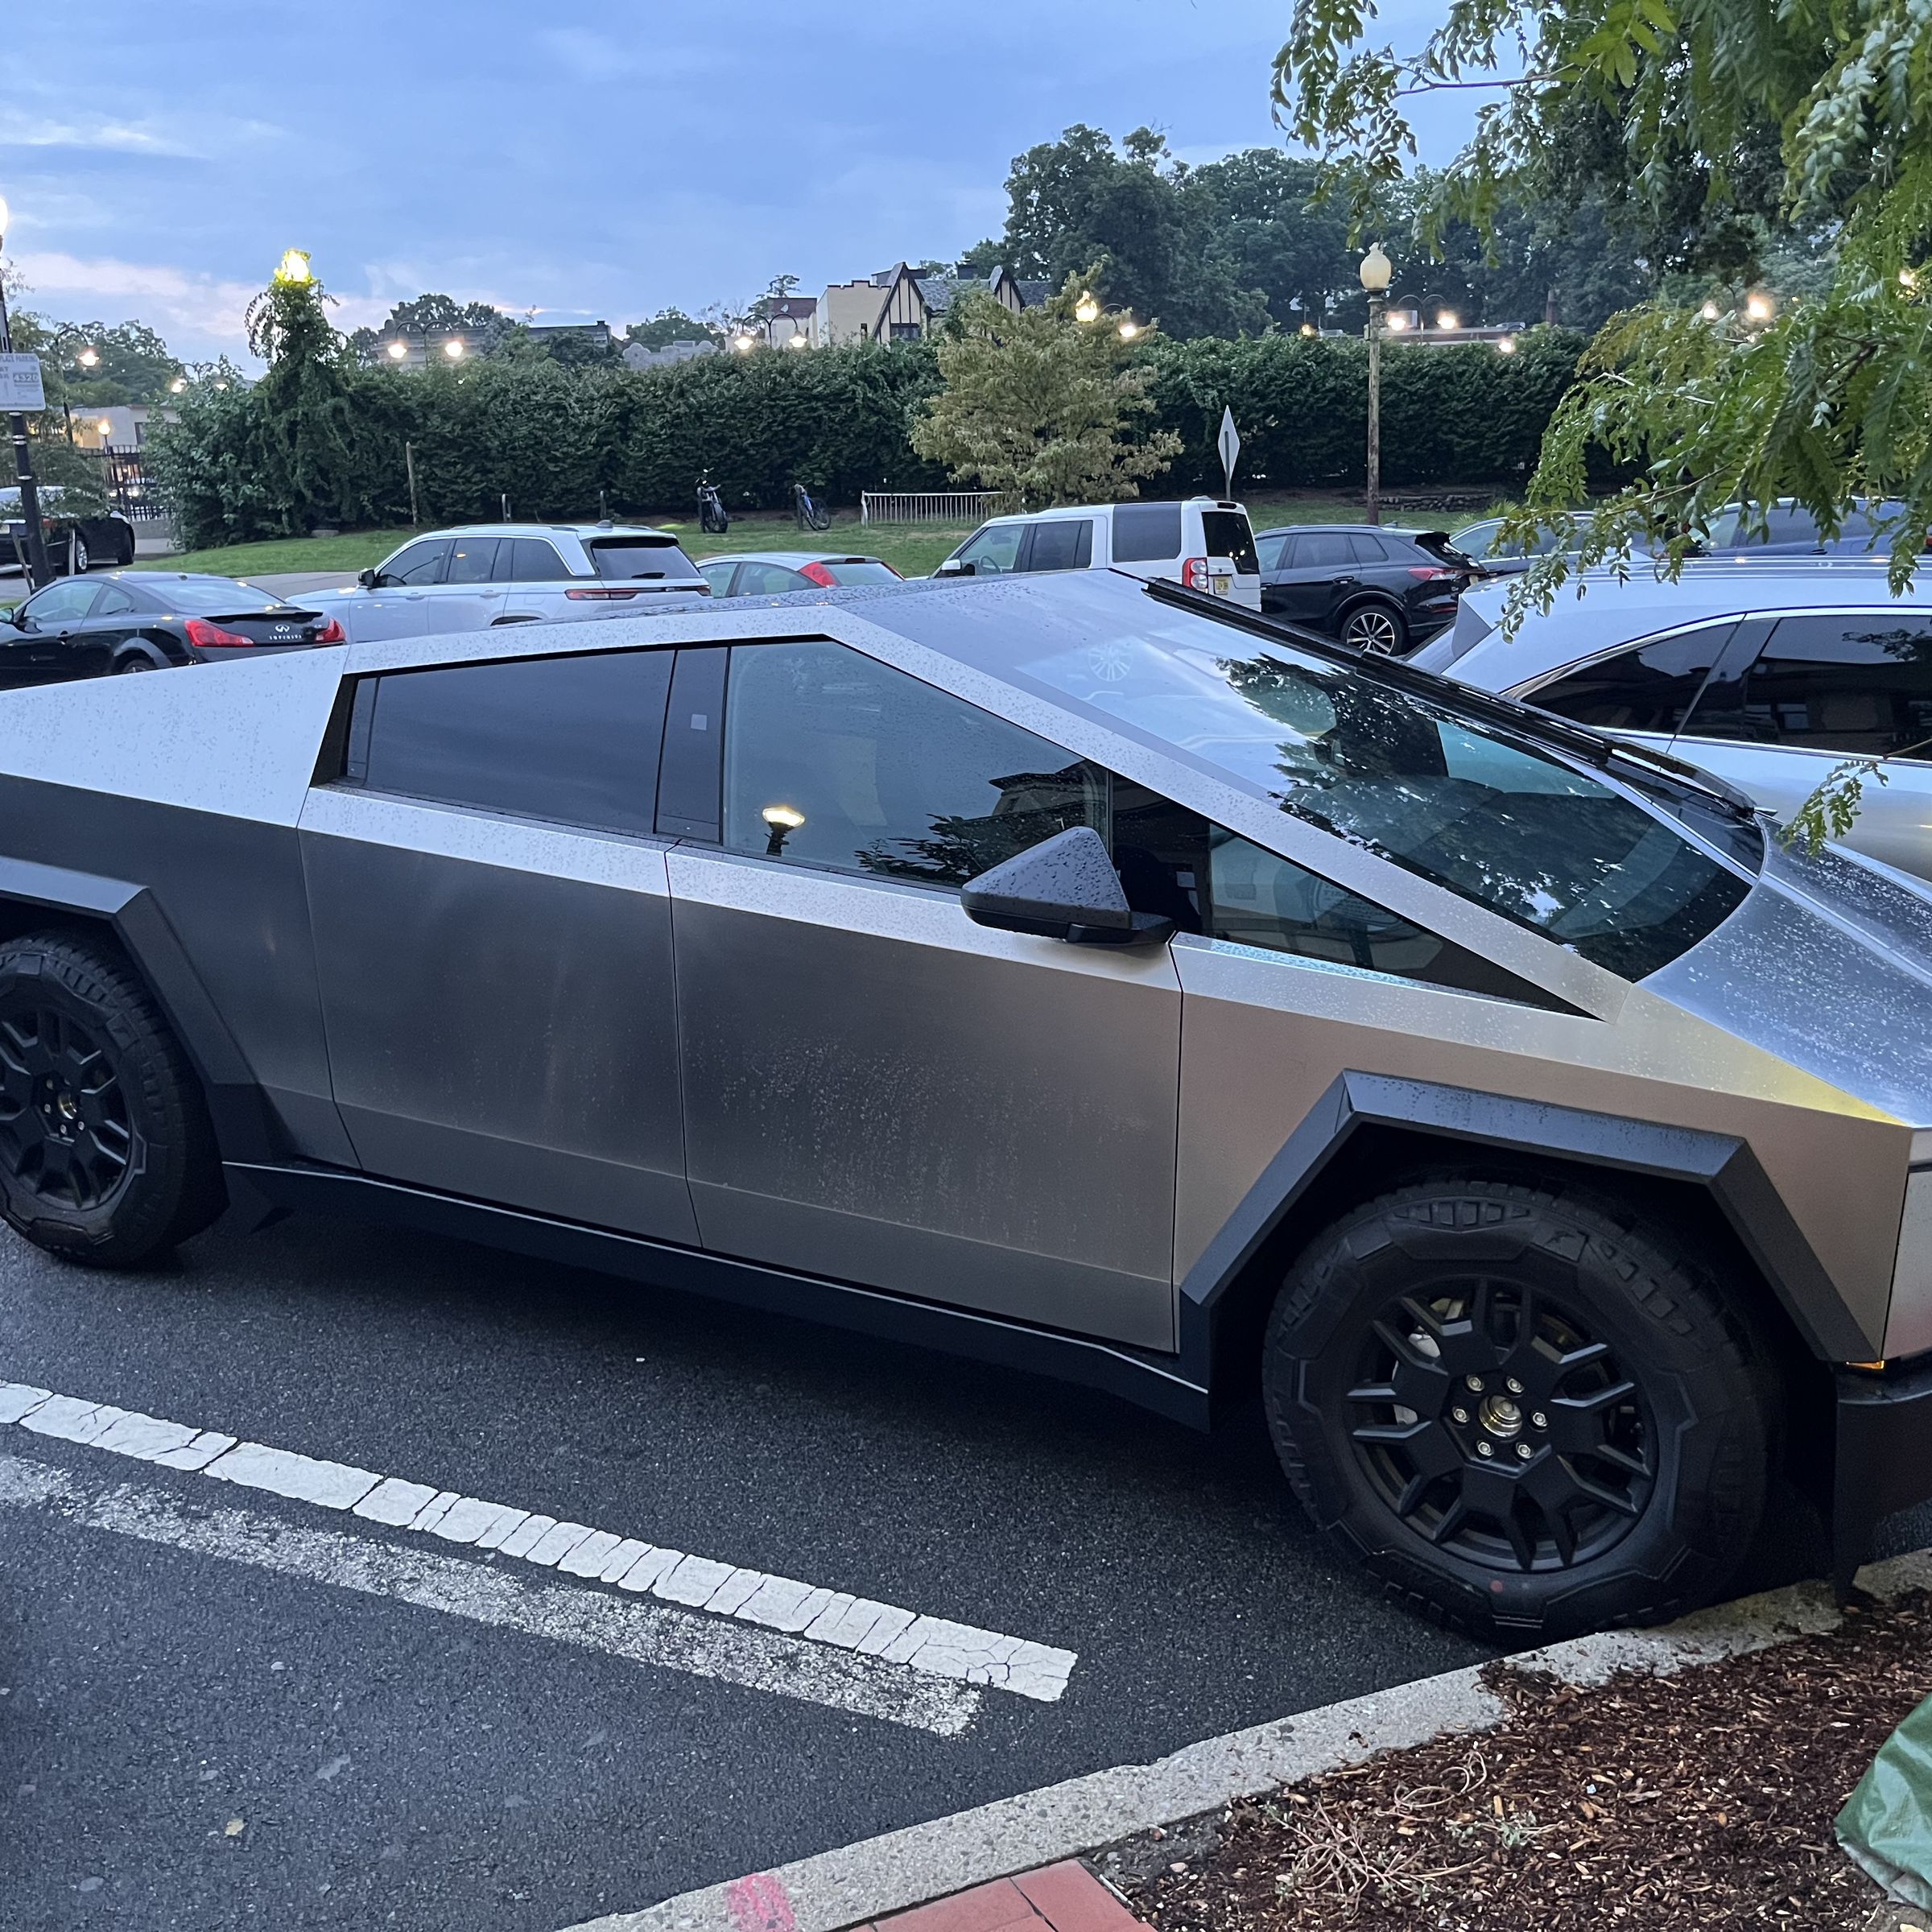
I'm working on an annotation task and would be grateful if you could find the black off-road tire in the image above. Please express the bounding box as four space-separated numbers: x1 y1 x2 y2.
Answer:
1263 1171 1775 1641
0 931 223 1266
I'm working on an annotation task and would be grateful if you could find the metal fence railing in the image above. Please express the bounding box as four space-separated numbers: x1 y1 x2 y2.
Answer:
860 489 1013 526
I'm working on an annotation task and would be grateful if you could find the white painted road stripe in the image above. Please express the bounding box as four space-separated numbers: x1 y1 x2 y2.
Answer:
0 1381 1076 1702
0 1455 979 1736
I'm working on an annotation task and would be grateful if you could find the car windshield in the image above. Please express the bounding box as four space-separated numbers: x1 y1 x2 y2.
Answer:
588 537 700 580
154 580 287 614
991 614 1753 980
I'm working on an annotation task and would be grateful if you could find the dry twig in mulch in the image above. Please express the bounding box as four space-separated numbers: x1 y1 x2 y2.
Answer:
1121 1591 1932 1932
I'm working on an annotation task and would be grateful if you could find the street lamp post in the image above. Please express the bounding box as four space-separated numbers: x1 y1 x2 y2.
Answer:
0 195 52 589
1359 244 1393 526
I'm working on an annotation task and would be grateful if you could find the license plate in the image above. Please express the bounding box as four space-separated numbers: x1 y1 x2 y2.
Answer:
1212 576 1231 597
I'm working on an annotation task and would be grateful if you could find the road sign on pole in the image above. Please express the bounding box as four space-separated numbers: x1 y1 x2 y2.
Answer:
0 353 45 413
1216 406 1241 499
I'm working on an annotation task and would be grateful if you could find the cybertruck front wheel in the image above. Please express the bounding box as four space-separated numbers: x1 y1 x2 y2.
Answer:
0 932 222 1266
1263 1172 1773 1641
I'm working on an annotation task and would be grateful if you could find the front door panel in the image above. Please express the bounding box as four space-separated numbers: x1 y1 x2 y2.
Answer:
669 848 1182 1348
299 788 695 1242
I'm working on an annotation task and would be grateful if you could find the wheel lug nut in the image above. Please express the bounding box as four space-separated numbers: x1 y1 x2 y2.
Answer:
1476 1440 1494 1458
1505 1377 1525 1395
1464 1374 1485 1393
1531 1412 1548 1430
1451 1406 1470 1425
1517 1443 1534 1460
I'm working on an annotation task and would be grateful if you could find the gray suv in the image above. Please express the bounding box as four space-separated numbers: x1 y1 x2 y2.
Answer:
312 522 708 640
0 568 1926 1641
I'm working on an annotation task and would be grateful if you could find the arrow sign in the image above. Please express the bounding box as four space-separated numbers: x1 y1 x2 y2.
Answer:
1216 405 1241 498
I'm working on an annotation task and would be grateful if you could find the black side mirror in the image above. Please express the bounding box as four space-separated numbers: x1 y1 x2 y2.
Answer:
960 827 1174 947
357 568 380 589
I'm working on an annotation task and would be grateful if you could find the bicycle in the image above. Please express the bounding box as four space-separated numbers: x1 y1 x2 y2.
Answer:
792 481 831 533
696 475 731 535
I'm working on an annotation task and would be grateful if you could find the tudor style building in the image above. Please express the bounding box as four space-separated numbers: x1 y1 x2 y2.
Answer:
815 262 1043 345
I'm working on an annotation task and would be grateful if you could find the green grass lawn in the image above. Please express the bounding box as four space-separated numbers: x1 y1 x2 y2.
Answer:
97 489 1510 594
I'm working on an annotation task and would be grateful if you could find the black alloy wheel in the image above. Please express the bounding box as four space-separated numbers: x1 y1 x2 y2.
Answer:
0 932 223 1265
1263 1172 1774 1639
0 1004 132 1212
1345 1279 1653 1573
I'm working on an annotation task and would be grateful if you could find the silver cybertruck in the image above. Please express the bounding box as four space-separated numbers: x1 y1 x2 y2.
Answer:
0 568 1926 1641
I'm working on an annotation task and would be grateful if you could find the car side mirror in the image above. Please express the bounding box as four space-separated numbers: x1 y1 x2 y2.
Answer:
934 558 972 577
357 568 379 589
960 827 1174 947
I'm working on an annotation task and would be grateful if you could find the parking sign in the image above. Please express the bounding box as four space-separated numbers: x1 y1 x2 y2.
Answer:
0 353 46 412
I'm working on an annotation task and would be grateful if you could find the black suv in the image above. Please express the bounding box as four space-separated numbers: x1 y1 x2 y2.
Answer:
1256 524 1476 654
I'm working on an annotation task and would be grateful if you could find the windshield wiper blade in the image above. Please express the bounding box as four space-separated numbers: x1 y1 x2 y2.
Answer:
1140 578 1761 822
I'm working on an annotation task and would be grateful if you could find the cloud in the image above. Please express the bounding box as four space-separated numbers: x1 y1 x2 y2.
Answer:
8 252 262 345
0 117 208 159
534 27 718 80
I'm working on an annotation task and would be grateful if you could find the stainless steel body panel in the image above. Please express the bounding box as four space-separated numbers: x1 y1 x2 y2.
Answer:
668 847 1181 1348
299 788 695 1243
1170 937 1911 1351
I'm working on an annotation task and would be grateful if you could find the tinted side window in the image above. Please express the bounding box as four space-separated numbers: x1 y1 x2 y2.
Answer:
722 640 1104 886
347 650 673 836
1294 532 1354 568
1204 829 1568 1006
1348 534 1394 564
379 540 449 586
1110 502 1183 562
502 538 572 581
444 536 498 584
1530 624 1736 733
1023 520 1093 572
1694 614 1932 760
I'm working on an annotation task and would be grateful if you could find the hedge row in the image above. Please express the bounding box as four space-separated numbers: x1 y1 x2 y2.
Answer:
150 331 1587 550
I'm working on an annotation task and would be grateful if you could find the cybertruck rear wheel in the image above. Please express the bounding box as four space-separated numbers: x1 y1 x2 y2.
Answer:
0 932 222 1266
1263 1172 1773 1641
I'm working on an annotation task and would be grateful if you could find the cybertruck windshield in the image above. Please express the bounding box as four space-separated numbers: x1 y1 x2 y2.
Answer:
929 599 1756 982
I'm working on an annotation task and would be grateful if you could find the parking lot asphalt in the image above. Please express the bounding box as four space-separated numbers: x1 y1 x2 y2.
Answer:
2 1208 1919 1932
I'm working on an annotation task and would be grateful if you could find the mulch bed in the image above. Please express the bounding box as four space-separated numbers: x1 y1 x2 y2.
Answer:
1117 1591 1932 1931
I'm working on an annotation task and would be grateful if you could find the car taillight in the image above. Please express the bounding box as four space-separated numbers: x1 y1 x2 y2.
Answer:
799 562 837 587
1181 557 1212 588
312 617 345 643
1407 566 1457 581
184 617 257 649
565 586 642 600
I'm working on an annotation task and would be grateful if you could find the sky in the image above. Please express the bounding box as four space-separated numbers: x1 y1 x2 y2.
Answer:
0 0 1478 363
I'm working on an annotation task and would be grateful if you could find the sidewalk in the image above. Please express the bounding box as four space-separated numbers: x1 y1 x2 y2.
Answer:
836 1863 1146 1932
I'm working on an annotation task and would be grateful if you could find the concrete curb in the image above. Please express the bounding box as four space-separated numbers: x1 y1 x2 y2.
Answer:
559 1546 1932 1932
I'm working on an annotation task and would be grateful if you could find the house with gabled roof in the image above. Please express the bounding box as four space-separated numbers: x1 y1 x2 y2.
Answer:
815 262 1032 345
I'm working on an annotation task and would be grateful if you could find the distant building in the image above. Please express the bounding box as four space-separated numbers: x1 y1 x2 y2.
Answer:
64 403 179 451
525 319 613 355
622 338 720 371
815 263 1030 345
760 295 818 349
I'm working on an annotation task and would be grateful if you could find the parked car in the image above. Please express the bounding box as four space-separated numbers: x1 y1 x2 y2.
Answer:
934 498 1262 609
1 569 1928 1638
307 523 708 642
0 572 341 688
0 485 137 576
1253 524 1476 654
697 552 903 597
1414 562 1932 883
1452 497 1921 575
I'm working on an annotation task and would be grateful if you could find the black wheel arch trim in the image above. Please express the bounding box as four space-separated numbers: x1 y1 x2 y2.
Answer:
0 855 279 1162
1177 1071 1874 1377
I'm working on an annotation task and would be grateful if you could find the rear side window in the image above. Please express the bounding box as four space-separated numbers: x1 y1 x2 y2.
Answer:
721 639 1104 885
1202 511 1259 573
1530 624 1736 734
1110 502 1183 562
498 538 572 581
817 559 902 585
378 540 448 587
1291 532 1354 568
589 538 700 580
1348 535 1393 563
734 561 809 595
1023 520 1093 573
1688 613 1932 760
343 649 673 836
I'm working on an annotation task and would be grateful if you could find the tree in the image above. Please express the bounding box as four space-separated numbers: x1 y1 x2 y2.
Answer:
347 293 512 360
910 270 1182 506
997 126 1269 339
625 308 720 351
1274 0 1932 840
